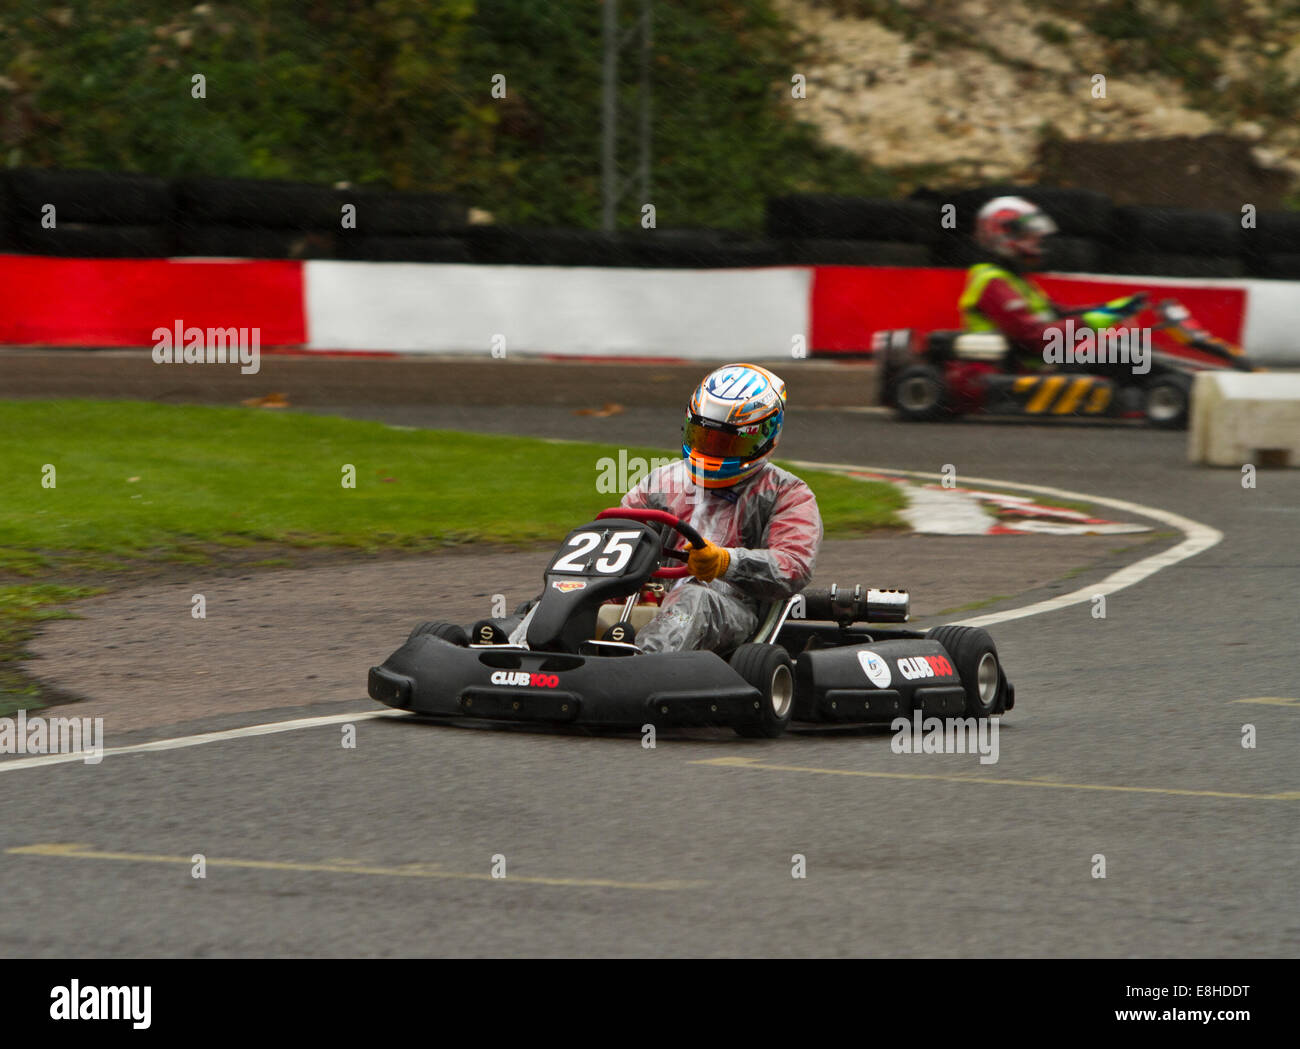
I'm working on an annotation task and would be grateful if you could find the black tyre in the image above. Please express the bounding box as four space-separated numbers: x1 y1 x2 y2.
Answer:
1102 250 1245 279
876 329 916 407
1255 252 1300 279
730 643 795 738
1111 206 1241 257
344 188 467 235
621 229 783 268
407 621 469 646
174 177 341 230
460 226 623 266
893 364 950 422
781 238 932 267
1143 372 1192 429
14 222 172 258
766 196 940 243
927 625 1003 718
339 235 472 263
173 224 337 259
6 168 174 225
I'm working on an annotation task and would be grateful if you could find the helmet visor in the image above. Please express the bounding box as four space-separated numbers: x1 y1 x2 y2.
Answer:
683 412 780 462
1010 212 1057 237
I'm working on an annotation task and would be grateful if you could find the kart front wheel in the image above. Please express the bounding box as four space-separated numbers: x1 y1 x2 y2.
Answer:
893 364 950 422
927 625 1003 718
407 621 470 646
730 644 795 738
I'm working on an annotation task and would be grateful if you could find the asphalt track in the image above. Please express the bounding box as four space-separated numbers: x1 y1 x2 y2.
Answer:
3 396 1298 957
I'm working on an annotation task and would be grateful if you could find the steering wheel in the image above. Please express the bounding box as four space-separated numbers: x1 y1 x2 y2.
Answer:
595 507 704 579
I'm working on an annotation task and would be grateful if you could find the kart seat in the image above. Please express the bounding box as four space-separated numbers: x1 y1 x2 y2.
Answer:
592 597 785 649
594 602 662 638
950 332 1009 362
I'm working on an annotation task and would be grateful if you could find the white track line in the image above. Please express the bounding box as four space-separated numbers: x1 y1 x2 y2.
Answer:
788 460 1222 628
0 710 407 774
2 463 1220 771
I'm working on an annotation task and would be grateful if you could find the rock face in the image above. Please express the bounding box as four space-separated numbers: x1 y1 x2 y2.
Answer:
778 0 1300 198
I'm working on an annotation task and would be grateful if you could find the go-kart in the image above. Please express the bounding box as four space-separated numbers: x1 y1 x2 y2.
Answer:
368 508 1015 737
874 296 1258 429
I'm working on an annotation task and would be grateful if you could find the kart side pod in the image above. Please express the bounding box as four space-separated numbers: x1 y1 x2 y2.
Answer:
793 639 967 723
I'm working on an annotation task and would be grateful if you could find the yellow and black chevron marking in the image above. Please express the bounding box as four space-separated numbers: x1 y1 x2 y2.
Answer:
1011 375 1110 415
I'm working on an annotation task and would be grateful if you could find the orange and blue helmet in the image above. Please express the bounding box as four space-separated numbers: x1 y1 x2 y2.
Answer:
683 363 786 488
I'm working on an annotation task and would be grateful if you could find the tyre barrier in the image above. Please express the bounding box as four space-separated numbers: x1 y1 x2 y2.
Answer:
5 168 1300 278
1110 205 1242 257
1190 372 1300 468
173 225 338 259
1101 251 1246 279
337 235 473 263
766 195 940 243
6 168 173 225
782 239 933 267
16 223 173 258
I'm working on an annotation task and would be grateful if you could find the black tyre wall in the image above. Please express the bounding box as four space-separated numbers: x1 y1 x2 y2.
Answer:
174 177 342 230
1101 251 1245 278
15 223 173 258
766 196 941 243
173 225 338 259
1254 252 1300 278
1110 206 1242 257
339 235 473 263
781 239 932 266
6 168 174 225
342 189 467 235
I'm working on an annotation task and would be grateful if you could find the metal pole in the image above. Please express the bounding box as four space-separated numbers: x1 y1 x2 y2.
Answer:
601 0 619 232
638 0 652 205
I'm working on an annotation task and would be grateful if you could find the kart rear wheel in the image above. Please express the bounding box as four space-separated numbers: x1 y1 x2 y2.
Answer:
407 621 469 646
927 625 1003 718
893 364 950 422
730 644 795 738
1143 373 1192 429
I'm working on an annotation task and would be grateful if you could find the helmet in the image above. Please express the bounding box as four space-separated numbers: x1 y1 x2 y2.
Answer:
683 363 786 489
975 195 1058 266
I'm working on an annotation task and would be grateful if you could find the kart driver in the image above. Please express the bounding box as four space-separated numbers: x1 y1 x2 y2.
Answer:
619 363 823 653
960 195 1148 369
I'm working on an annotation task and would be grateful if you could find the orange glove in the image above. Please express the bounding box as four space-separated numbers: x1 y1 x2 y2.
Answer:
687 540 730 582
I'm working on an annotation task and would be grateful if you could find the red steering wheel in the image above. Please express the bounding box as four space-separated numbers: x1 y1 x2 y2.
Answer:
595 507 705 579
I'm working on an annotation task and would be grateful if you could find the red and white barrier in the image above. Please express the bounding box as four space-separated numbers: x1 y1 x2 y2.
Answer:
0 255 305 348
2 253 1297 363
304 261 810 358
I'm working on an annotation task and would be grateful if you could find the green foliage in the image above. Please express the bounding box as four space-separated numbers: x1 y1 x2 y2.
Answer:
1032 20 1070 46
3 0 893 229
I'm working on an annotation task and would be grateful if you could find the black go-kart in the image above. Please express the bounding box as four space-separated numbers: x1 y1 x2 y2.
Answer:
368 507 1015 737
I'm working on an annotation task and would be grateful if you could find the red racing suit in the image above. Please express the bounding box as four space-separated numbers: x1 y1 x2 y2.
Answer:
619 458 823 653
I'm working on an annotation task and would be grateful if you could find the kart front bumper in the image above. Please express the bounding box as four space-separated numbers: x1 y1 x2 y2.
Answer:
369 635 762 728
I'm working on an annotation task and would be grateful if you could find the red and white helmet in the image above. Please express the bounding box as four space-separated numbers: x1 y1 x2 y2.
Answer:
975 196 1058 265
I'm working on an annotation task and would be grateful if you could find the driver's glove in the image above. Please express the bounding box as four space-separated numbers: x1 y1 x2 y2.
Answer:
687 539 731 582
